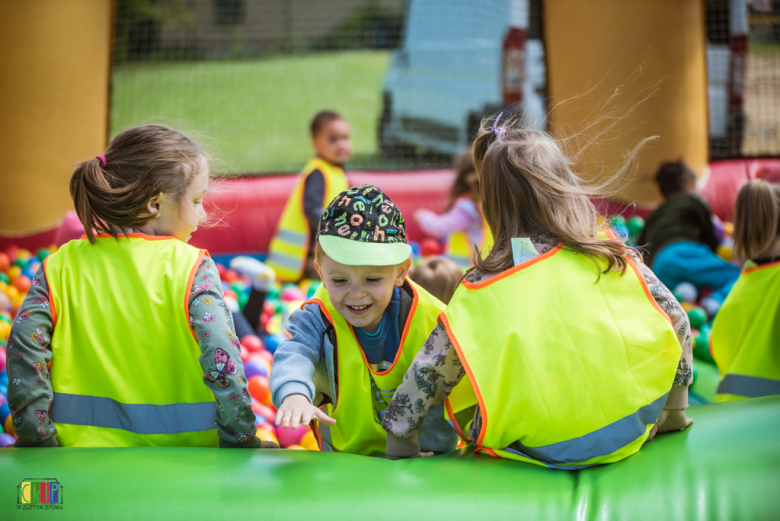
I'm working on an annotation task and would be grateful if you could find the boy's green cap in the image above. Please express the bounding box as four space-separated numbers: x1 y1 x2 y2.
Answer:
318 184 411 266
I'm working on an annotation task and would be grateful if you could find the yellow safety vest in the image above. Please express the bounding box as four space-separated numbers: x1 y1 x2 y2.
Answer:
443 245 680 468
307 280 444 456
44 234 219 447
446 198 493 270
267 157 349 282
711 260 780 402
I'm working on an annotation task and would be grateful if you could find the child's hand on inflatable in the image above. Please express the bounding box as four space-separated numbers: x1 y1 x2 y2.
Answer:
275 394 336 430
648 409 693 440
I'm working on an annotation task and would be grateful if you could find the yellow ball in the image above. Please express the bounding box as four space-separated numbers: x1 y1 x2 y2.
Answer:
8 266 21 283
681 302 695 313
286 444 305 450
4 285 19 301
4 415 14 436
16 249 32 261
0 321 11 341
717 244 733 262
300 431 319 451
255 428 278 446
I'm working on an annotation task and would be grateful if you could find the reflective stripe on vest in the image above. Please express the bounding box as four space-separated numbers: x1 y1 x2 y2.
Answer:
446 199 493 270
443 245 680 468
711 261 780 402
305 279 444 456
44 234 219 447
267 157 349 282
51 392 216 435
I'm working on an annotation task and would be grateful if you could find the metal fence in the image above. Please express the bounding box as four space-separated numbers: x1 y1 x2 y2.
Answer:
111 0 780 174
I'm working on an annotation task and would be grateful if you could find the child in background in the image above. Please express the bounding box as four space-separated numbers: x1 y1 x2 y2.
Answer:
267 111 351 282
270 185 458 457
711 180 780 402
6 125 275 448
408 256 463 305
415 149 492 269
383 115 693 466
637 160 740 313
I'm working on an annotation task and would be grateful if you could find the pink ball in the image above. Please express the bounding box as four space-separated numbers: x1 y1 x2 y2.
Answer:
280 288 305 302
276 424 310 448
0 349 5 372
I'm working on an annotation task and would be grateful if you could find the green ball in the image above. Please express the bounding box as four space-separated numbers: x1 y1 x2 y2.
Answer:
671 290 684 303
691 362 698 386
693 326 714 363
36 248 50 262
627 215 645 237
12 258 28 270
237 291 249 311
230 282 247 295
688 307 708 333
610 215 627 226
0 273 8 285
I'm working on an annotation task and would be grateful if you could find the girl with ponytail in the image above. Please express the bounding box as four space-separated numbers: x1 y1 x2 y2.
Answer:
382 115 693 465
7 125 276 449
711 180 780 402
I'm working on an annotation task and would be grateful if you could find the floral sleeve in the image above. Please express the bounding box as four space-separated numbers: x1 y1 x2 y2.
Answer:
630 253 693 409
383 322 466 439
6 266 57 446
189 256 261 447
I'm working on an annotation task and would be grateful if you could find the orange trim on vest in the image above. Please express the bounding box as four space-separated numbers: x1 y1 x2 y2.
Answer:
627 257 673 326
460 243 564 290
743 259 780 274
184 250 206 343
42 256 57 328
439 313 490 450
444 396 466 441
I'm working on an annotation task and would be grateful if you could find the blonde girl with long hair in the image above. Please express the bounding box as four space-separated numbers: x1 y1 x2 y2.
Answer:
381 115 693 466
710 180 780 402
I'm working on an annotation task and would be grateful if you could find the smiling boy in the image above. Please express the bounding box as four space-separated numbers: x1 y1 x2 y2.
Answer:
270 185 458 456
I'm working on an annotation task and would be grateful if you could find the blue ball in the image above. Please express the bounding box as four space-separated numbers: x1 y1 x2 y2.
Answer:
264 333 286 354
0 370 7 386
0 403 10 424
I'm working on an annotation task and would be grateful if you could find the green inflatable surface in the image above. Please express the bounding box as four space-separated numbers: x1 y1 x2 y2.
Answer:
2 398 779 520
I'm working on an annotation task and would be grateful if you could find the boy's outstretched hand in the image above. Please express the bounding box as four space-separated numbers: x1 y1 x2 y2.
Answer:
275 394 336 430
647 409 694 441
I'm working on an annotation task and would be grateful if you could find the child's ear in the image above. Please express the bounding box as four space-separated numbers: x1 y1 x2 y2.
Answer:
395 258 411 287
146 193 163 219
314 258 324 285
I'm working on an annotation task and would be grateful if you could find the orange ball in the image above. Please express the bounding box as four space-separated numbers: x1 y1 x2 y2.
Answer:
0 252 9 272
247 375 272 405
7 266 21 283
4 415 14 436
12 275 31 293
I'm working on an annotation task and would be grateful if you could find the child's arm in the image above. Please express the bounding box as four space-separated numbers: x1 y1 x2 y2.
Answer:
415 199 481 239
6 266 58 447
270 304 335 430
383 322 466 459
633 255 694 436
189 257 272 448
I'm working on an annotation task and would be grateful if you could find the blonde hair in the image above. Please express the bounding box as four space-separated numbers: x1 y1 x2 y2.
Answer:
733 179 780 259
471 115 642 277
408 256 463 304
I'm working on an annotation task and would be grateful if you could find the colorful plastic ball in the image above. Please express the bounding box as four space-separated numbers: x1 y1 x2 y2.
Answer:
286 444 305 450
420 238 443 257
674 282 698 303
610 215 627 226
0 433 14 447
255 427 279 446
276 424 309 448
244 358 269 380
258 350 274 367
4 245 19 262
693 325 714 363
300 431 319 451
264 333 286 354
716 244 733 262
687 306 708 331
248 375 272 405
12 275 31 293
0 252 10 272
223 289 238 302
611 223 630 240
222 269 240 284
4 414 14 435
0 402 9 424
626 215 645 237
239 347 251 364
0 348 6 372
240 334 263 353
253 403 276 424
7 266 21 283
0 273 8 285
35 248 50 262
281 287 306 302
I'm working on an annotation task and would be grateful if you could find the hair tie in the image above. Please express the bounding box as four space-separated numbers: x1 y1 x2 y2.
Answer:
96 155 106 167
492 112 506 139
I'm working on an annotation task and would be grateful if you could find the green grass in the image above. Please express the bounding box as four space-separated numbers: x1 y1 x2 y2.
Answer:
111 50 391 174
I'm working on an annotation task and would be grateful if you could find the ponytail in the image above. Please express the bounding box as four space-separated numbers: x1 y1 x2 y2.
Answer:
733 179 780 260
69 125 206 243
